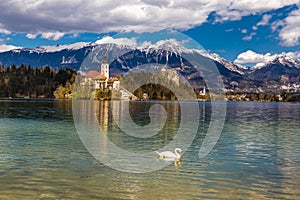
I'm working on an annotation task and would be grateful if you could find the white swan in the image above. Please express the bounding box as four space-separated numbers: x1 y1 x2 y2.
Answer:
156 148 183 161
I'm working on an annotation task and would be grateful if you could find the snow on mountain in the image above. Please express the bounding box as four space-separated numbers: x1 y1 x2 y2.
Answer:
253 54 300 70
0 44 22 53
272 55 300 68
139 39 249 75
95 36 137 49
9 42 95 54
31 42 95 53
0 42 97 69
1 38 300 93
208 53 249 75
141 39 193 55
1 38 300 84
61 55 78 64
0 38 249 74
80 42 137 72
95 37 194 55
192 51 249 75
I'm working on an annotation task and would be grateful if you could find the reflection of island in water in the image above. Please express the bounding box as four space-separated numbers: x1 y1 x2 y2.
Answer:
95 100 181 151
73 99 185 155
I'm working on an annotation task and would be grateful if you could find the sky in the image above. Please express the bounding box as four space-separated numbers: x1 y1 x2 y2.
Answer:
0 0 299 67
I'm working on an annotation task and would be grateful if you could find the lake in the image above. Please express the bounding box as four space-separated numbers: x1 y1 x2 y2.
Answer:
0 99 299 199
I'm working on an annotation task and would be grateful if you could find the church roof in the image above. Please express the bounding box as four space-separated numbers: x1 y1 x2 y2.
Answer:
85 70 101 79
96 74 107 80
85 70 107 80
108 77 119 82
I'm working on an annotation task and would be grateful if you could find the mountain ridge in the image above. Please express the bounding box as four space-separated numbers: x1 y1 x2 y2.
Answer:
0 40 299 93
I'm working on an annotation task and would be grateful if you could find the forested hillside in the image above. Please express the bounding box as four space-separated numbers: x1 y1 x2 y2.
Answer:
0 64 76 98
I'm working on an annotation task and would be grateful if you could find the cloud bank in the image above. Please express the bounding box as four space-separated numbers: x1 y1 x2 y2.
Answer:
234 50 300 67
278 8 300 46
95 36 137 47
0 0 298 45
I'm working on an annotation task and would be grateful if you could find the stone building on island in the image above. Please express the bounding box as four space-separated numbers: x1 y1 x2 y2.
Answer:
81 53 120 99
83 54 120 90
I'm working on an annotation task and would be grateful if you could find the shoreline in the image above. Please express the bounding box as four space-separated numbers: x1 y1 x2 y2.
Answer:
1 97 300 103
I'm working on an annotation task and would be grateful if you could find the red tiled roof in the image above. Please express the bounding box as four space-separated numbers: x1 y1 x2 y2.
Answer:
96 74 107 80
85 70 101 79
108 77 119 82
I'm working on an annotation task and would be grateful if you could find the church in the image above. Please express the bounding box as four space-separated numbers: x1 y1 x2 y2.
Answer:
83 53 120 91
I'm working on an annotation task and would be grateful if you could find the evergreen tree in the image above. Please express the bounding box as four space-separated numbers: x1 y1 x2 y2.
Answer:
0 65 76 98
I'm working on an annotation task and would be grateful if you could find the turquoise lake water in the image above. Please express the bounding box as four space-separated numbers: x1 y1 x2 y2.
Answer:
0 99 299 199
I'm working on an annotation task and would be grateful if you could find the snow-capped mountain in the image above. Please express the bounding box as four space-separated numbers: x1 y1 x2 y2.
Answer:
208 53 250 75
32 42 96 53
11 42 95 54
141 39 193 55
0 39 247 74
248 55 300 82
0 40 299 93
0 42 97 69
253 55 300 70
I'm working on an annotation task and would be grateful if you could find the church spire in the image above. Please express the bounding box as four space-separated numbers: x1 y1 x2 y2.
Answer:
100 50 109 80
103 50 108 64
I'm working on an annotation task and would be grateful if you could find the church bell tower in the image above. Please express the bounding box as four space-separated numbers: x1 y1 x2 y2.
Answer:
101 52 109 79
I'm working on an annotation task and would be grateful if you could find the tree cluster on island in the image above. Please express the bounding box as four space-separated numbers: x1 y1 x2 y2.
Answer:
0 64 299 102
0 64 76 99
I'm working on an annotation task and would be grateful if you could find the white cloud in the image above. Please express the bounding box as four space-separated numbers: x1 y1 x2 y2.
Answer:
95 36 137 47
257 14 272 26
41 32 65 41
286 51 300 59
234 50 300 67
0 29 11 34
225 28 234 32
271 20 285 32
214 9 247 22
0 23 10 34
242 32 256 41
235 50 265 64
139 40 152 48
27 32 65 40
278 7 300 46
213 0 298 22
229 0 299 12
241 29 247 33
0 0 298 44
26 33 38 39
0 44 21 53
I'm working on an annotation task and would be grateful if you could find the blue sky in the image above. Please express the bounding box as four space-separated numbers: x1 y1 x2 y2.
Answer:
0 1 299 67
184 4 300 60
